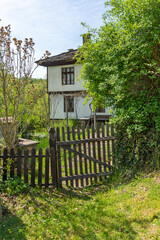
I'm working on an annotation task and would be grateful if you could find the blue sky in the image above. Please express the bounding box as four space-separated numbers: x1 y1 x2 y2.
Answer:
0 0 107 78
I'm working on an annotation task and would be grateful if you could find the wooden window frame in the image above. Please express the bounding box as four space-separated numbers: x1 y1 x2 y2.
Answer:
64 96 74 112
62 67 74 85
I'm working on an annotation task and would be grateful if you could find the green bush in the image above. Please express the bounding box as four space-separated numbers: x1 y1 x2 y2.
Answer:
0 177 30 195
76 0 160 172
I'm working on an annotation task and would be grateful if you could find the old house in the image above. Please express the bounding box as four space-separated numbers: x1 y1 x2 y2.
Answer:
36 47 110 122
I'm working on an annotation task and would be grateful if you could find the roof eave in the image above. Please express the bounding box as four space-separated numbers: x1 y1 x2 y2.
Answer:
36 59 77 67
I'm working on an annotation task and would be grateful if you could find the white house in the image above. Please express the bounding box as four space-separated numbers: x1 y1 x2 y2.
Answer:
36 48 110 122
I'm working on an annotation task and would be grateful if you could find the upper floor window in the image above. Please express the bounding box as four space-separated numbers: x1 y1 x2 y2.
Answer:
62 67 74 85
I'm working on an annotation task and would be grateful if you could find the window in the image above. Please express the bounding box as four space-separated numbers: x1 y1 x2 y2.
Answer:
64 96 74 112
95 106 105 113
62 67 74 85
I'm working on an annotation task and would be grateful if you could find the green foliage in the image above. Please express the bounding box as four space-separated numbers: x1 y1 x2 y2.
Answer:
19 78 49 133
1 173 160 239
77 0 160 171
0 177 29 195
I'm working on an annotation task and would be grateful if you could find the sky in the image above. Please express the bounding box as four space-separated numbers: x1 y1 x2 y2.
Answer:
0 0 107 78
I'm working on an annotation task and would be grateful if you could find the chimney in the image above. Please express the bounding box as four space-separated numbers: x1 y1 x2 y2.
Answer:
68 49 74 52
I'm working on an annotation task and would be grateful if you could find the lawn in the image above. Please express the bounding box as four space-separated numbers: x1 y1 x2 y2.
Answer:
1 172 160 240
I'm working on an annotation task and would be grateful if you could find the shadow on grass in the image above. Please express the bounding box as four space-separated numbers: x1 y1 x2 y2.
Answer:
0 205 27 240
26 187 152 239
22 185 151 240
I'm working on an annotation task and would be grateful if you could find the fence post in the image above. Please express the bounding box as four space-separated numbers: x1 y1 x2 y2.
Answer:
49 127 58 188
3 148 8 181
111 124 115 165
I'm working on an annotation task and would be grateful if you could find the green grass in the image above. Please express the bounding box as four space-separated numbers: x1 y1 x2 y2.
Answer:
1 172 160 239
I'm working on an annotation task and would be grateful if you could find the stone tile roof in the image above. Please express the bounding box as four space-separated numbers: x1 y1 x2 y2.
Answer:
36 49 77 67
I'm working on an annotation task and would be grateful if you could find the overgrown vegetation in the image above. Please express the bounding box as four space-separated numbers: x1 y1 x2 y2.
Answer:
1 172 160 239
0 177 29 195
76 0 160 172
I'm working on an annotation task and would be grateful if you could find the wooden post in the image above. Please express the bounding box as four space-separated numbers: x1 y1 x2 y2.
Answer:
10 148 15 178
49 127 58 188
49 127 56 149
82 124 88 185
62 126 68 187
66 98 68 126
0 204 2 222
31 148 36 187
67 126 73 187
57 127 62 188
17 148 22 179
24 148 29 184
45 148 49 188
38 148 43 186
50 147 58 188
94 111 96 130
111 124 115 165
3 148 8 181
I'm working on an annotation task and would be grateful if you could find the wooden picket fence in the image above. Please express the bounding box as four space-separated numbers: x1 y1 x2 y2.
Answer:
0 147 57 188
0 123 115 188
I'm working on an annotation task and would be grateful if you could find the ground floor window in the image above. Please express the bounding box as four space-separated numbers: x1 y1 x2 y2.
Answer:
64 96 74 112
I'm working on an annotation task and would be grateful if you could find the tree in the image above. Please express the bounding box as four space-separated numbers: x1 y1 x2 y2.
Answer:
0 22 39 149
77 0 160 169
28 79 51 132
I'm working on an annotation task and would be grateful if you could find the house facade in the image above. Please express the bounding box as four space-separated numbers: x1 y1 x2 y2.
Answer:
36 49 110 121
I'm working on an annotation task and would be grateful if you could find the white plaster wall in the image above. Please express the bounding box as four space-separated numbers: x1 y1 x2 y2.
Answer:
49 94 110 120
48 64 84 92
50 94 91 119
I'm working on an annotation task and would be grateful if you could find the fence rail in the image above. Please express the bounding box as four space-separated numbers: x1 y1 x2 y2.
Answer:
0 123 115 188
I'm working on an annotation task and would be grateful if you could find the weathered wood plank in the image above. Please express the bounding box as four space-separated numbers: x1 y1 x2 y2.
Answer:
49 127 56 149
111 123 115 165
72 126 78 187
24 148 29 184
92 124 97 182
17 148 22 179
82 124 88 185
3 148 8 181
67 126 73 187
50 147 58 188
45 148 49 188
77 126 84 187
87 124 92 182
57 127 62 188
102 123 107 172
62 126 68 187
97 124 102 175
31 148 36 186
10 148 15 178
106 123 111 166
38 148 43 186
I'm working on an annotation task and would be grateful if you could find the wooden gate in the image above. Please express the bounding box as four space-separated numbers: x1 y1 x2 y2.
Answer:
49 123 115 188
